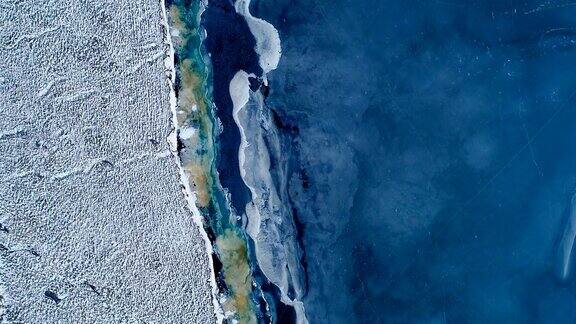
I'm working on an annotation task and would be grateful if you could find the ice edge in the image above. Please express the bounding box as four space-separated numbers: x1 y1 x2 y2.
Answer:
160 1 225 322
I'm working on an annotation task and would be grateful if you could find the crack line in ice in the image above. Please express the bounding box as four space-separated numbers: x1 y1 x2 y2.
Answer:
2 26 60 50
1 150 171 183
0 125 26 140
58 89 97 102
36 78 66 98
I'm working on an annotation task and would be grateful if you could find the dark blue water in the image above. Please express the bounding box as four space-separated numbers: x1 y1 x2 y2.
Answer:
202 0 262 214
251 0 576 322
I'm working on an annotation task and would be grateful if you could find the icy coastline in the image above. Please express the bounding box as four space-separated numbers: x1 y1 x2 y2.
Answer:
160 1 224 321
163 0 308 321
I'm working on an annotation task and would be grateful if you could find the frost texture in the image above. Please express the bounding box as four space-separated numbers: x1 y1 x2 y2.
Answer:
0 0 214 322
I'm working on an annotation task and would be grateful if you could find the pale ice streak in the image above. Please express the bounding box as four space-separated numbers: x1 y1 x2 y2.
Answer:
229 70 308 324
559 192 576 281
234 0 282 74
231 2 308 321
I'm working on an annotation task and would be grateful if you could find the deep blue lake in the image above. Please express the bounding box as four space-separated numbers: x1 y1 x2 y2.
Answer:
249 0 576 322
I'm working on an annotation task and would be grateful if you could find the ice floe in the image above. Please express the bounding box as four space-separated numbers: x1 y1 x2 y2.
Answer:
229 70 308 323
234 0 282 74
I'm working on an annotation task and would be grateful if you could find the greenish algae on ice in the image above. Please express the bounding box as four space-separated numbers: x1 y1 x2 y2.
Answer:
165 2 259 323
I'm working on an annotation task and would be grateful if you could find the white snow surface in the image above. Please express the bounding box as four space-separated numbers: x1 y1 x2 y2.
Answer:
0 0 214 322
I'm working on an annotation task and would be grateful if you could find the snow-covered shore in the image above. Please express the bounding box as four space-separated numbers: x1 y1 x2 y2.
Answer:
0 1 214 321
